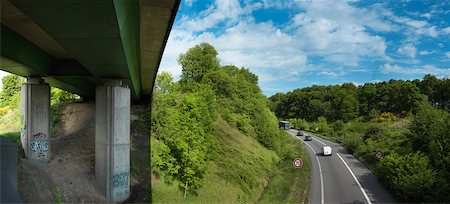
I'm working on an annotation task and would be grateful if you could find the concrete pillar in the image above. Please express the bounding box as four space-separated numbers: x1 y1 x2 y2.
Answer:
20 77 50 162
95 81 130 202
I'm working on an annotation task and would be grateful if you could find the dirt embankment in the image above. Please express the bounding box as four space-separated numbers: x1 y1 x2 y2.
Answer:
19 102 150 203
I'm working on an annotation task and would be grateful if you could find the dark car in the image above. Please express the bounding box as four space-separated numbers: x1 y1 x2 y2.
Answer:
304 135 312 141
296 131 304 136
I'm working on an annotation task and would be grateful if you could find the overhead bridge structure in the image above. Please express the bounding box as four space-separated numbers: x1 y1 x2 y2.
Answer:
0 0 180 202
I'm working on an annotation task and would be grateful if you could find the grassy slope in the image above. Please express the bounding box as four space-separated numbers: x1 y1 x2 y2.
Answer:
152 118 311 203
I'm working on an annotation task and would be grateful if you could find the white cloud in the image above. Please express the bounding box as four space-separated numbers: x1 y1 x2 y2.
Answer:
420 13 431 19
382 64 450 76
388 15 438 38
446 52 450 59
443 27 450 34
162 0 391 82
419 50 435 55
319 71 345 78
184 0 196 7
397 44 417 58
178 0 242 32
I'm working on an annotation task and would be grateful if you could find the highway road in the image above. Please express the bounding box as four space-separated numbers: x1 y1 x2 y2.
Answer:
287 130 397 204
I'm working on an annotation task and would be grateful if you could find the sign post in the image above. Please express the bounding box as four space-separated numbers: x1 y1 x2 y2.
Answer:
293 158 303 168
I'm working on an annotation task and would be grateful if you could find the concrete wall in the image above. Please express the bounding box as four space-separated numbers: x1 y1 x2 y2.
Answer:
20 79 50 162
95 83 130 202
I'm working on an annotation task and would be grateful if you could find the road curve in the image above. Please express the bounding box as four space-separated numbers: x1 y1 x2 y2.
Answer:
287 130 397 204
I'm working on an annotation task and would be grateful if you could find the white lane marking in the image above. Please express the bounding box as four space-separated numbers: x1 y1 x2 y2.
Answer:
302 139 325 204
337 153 372 204
312 136 327 146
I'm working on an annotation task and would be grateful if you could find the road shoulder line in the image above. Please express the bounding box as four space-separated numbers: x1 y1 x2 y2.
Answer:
301 138 325 204
336 153 372 204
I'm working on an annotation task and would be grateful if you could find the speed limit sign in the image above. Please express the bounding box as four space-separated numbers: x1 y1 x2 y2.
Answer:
293 158 303 168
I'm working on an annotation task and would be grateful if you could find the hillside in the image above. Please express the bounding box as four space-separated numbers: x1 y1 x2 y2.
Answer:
149 43 311 202
151 118 311 203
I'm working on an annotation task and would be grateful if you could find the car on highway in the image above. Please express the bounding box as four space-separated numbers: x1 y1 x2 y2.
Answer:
304 135 312 141
322 146 332 156
296 130 304 136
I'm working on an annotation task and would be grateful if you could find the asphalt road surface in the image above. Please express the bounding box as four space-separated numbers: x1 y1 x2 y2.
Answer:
287 130 397 204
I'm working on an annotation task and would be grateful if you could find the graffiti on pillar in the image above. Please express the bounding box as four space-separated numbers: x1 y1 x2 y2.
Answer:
31 132 47 139
37 152 47 159
112 171 129 188
20 113 26 139
30 133 48 153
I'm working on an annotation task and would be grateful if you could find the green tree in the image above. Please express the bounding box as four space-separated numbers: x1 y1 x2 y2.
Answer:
0 74 24 107
178 42 220 83
378 153 437 202
155 71 174 94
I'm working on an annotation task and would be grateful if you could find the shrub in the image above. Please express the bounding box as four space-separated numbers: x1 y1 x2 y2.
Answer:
374 112 398 122
315 116 331 133
297 118 309 130
378 153 437 202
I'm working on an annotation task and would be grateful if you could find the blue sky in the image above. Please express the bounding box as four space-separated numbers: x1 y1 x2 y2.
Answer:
159 0 450 96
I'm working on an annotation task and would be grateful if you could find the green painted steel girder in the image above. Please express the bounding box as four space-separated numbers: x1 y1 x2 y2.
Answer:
113 0 142 99
1 25 96 98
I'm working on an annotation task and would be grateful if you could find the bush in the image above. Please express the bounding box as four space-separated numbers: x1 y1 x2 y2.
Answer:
342 133 362 154
297 118 309 130
315 116 331 133
378 153 437 202
373 112 398 122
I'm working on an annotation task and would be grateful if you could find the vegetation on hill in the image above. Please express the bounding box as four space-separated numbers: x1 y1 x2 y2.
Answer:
0 74 80 141
269 75 450 202
150 43 311 202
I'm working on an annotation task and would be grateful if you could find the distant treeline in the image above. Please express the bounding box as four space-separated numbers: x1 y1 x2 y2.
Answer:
269 74 450 122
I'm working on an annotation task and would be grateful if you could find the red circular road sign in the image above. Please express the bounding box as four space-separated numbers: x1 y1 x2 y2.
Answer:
293 158 303 168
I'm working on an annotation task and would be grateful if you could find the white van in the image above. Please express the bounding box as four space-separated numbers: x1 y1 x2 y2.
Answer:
322 146 332 156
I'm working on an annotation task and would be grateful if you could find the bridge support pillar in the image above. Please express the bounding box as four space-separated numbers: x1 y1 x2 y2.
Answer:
95 80 130 202
20 77 51 162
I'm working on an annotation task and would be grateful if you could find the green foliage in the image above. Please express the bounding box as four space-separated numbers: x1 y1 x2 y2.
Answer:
152 83 218 195
152 43 310 199
378 153 437 202
50 87 80 105
54 186 63 204
268 76 448 122
178 42 220 83
155 71 174 94
407 103 450 177
0 74 24 107
297 118 310 130
314 116 331 133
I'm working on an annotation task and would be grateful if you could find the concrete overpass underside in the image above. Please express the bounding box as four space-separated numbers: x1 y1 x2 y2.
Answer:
1 0 180 100
0 0 180 202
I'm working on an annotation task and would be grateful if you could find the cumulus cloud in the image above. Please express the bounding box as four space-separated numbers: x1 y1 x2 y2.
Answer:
382 64 450 76
444 27 450 34
397 44 417 58
160 0 392 83
159 0 448 93
419 50 435 55
178 0 242 32
388 14 438 38
319 71 346 78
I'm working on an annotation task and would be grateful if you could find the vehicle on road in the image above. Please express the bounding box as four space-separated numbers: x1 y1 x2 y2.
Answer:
304 135 312 141
322 146 332 156
279 121 291 129
296 130 304 136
